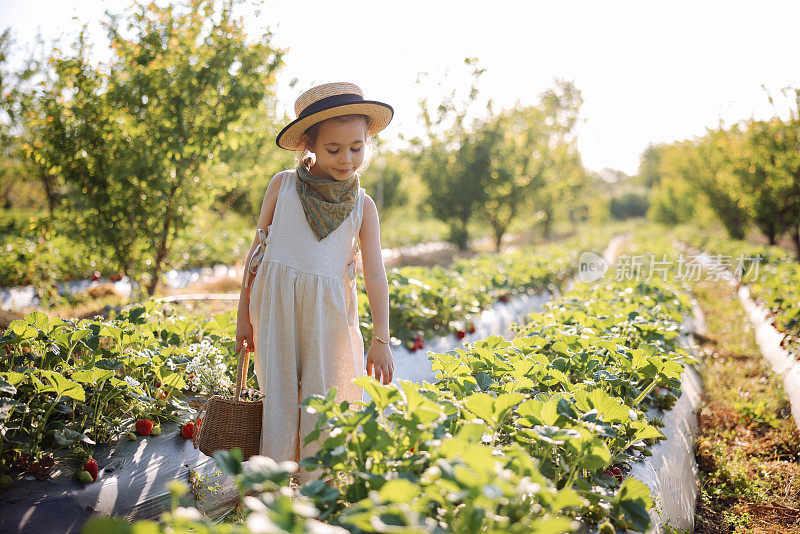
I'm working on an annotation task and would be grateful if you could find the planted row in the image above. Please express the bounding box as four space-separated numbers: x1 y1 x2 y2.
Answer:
87 270 693 532
0 302 243 479
282 234 694 531
358 228 619 348
673 225 800 357
0 225 603 480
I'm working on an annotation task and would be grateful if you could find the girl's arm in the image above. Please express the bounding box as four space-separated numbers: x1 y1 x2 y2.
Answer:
360 194 393 384
235 172 283 352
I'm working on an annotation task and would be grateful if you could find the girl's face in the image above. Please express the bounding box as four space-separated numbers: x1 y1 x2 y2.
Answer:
305 117 367 181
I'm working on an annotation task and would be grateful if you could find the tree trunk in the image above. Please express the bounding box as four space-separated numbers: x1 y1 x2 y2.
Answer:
493 225 505 252
40 172 58 216
791 223 800 263
541 209 553 239
146 204 175 296
146 179 182 296
448 219 470 251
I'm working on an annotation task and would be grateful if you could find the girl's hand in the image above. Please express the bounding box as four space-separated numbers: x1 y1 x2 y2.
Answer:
366 341 394 385
235 311 255 353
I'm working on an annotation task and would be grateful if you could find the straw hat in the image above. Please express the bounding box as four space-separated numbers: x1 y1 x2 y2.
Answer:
276 82 394 150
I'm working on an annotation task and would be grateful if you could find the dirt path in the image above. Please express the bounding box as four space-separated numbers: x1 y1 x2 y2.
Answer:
691 278 800 533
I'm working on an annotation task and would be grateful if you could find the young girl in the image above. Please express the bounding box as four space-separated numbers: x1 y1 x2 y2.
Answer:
234 82 394 484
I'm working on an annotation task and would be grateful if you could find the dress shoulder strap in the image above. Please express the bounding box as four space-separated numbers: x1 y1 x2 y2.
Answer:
351 186 366 257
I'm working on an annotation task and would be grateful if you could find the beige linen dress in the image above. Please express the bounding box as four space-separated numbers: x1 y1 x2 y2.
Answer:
248 169 366 484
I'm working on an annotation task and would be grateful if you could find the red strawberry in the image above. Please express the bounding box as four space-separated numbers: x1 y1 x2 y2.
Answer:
499 294 509 303
611 466 623 482
405 340 417 352
92 271 101 281
456 330 466 340
159 391 167 399
181 422 195 439
135 419 153 436
467 323 476 334
83 458 98 482
603 469 614 478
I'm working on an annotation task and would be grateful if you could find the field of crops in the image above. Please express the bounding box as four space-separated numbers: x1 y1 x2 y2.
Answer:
673 225 800 357
358 228 618 348
2 220 799 533
0 228 704 532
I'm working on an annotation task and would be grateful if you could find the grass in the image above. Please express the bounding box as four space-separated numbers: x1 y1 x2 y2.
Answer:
692 278 800 534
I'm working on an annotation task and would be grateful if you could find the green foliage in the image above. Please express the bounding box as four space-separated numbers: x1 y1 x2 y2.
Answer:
297 277 690 531
674 224 800 356
4 229 703 532
609 192 649 220
411 60 487 251
729 99 800 252
0 301 243 475
641 88 800 253
25 0 283 298
0 208 253 290
412 61 587 250
358 148 412 218
357 227 617 347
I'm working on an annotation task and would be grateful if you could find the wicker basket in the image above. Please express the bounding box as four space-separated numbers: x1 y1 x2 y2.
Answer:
193 346 262 460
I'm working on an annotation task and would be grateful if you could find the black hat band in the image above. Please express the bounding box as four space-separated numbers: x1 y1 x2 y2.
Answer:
298 93 365 120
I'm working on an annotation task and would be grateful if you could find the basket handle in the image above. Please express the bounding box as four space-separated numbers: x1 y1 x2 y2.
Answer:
234 344 250 402
193 400 208 450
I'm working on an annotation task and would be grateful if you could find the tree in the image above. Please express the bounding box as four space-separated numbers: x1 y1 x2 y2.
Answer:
734 94 800 256
646 142 698 226
29 0 284 297
412 58 487 250
476 106 546 250
521 80 585 240
358 146 410 217
206 99 294 221
0 30 54 212
692 129 751 239
636 143 664 189
414 64 586 250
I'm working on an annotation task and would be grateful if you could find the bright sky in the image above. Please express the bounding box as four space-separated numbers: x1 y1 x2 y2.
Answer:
2 0 798 176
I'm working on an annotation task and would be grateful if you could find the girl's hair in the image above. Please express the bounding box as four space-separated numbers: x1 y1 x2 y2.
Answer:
295 114 373 176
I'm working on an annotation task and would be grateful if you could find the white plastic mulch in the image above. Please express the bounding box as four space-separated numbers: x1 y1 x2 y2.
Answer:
680 243 800 430
627 303 704 534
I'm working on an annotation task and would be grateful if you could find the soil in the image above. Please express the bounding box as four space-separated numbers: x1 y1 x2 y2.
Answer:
692 279 800 534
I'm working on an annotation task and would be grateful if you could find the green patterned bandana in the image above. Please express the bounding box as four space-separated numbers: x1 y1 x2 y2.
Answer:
295 164 359 241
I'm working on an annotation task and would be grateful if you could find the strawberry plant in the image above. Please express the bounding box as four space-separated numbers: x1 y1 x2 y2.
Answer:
66 230 694 532
293 274 692 531
674 225 800 358
0 301 242 478
358 229 618 348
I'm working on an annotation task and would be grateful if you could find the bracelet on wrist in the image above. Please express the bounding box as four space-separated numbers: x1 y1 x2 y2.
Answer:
372 334 390 345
